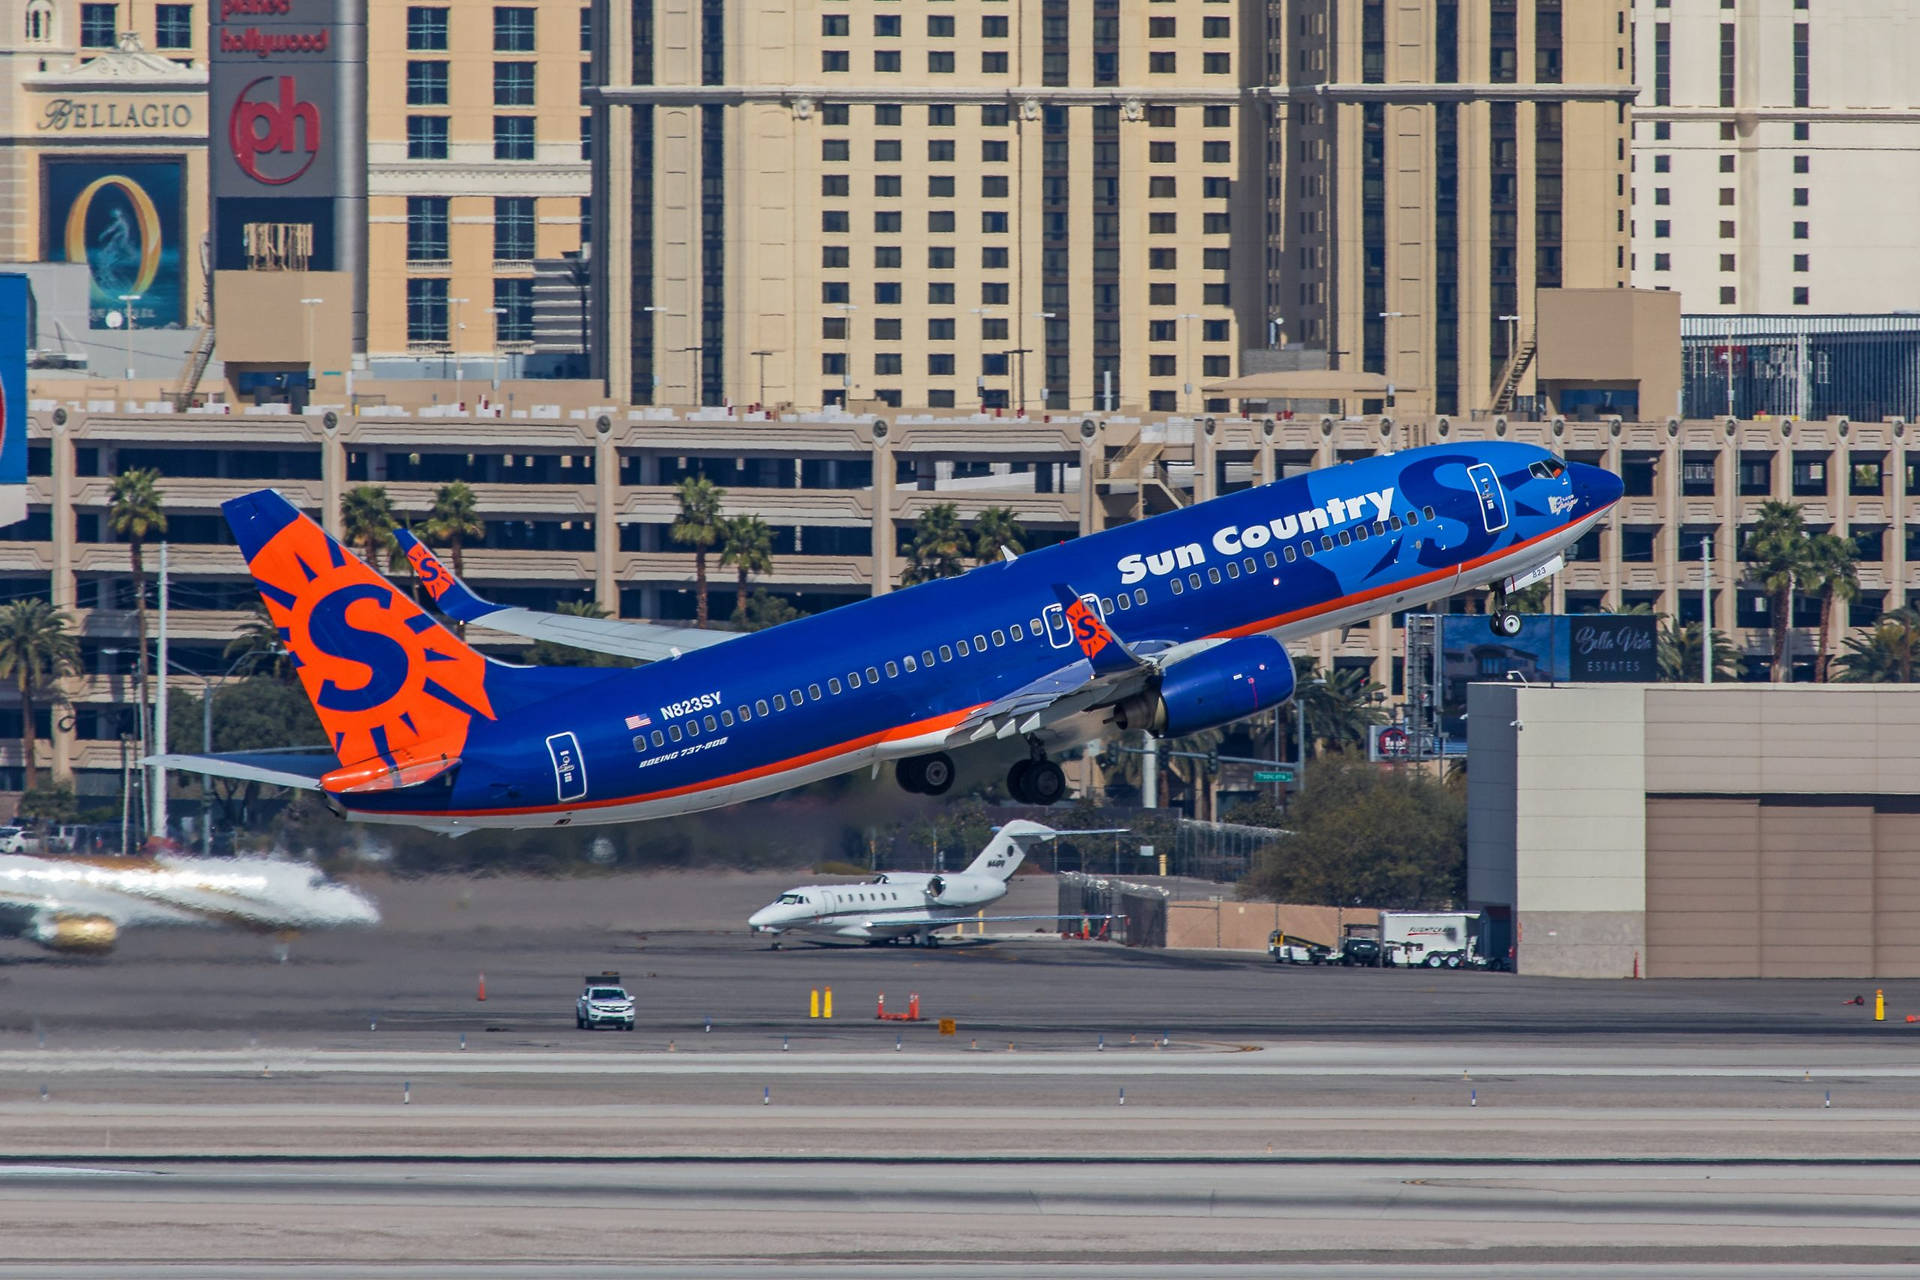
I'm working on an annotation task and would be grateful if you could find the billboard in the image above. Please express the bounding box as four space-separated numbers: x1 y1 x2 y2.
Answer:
1439 613 1658 723
0 275 31 528
41 159 186 330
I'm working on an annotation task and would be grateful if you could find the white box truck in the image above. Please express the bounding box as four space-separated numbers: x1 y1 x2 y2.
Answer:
1381 911 1480 969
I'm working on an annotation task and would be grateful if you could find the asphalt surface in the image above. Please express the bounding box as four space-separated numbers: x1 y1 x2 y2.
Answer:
4 871 1920 1273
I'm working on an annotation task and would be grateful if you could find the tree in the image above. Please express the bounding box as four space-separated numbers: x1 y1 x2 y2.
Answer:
107 467 166 762
1834 607 1920 683
1240 755 1466 908
167 676 326 832
1748 500 1811 682
971 506 1026 565
527 600 631 668
423 481 484 580
1804 531 1860 682
900 503 969 585
670 475 725 627
732 589 806 632
719 514 775 622
1657 617 1741 683
340 484 398 573
1291 655 1387 757
0 599 79 792
225 602 294 681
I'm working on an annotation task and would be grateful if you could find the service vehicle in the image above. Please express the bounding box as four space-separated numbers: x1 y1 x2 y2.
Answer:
1337 937 1386 968
0 827 41 854
1267 931 1333 965
575 972 636 1030
1382 911 1482 969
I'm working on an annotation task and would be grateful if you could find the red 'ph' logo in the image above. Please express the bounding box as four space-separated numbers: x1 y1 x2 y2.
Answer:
229 75 321 185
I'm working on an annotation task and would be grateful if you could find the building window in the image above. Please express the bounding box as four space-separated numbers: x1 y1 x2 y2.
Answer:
494 5 535 50
982 139 1008 162
928 210 954 232
1654 188 1670 206
79 3 115 46
874 175 901 198
407 115 450 160
874 139 901 162
821 50 848 71
407 5 447 49
822 174 849 197
1203 141 1231 163
875 211 901 232
822 245 848 268
1149 283 1176 305
154 3 191 48
1794 22 1810 108
1719 253 1736 272
928 282 954 304
927 104 954 126
927 140 953 162
494 61 535 106
874 353 902 375
874 49 900 72
1793 254 1809 272
928 354 954 376
1653 21 1670 106
928 318 954 340
981 211 1007 233
1719 22 1736 108
928 50 954 72
407 197 449 262
927 14 952 36
1794 155 1810 174
982 51 1007 73
821 13 847 35
407 60 448 105
821 210 849 233
1719 220 1735 239
1794 221 1809 239
1793 188 1809 206
928 247 954 269
874 246 901 268
822 139 848 161
494 115 535 160
1793 286 1810 306
873 13 898 35
24 0 54 41
1720 286 1736 305
408 279 449 343
1719 188 1735 206
1653 220 1669 238
1149 355 1176 377
1654 154 1670 173
494 196 535 261
981 175 1008 198
1653 253 1670 271
822 282 849 304
982 247 1009 270
1149 212 1177 234
1148 177 1177 198
1148 52 1176 73
874 104 901 125
494 278 534 342
1202 52 1230 73
874 283 900 305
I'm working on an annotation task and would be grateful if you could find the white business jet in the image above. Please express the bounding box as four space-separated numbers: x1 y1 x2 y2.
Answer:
747 820 1120 948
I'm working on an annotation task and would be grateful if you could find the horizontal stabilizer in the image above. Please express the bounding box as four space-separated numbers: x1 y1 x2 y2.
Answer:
145 750 337 792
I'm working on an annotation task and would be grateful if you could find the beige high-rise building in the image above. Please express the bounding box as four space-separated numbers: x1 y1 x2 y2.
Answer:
1628 0 1920 315
1276 1 1635 418
364 0 591 379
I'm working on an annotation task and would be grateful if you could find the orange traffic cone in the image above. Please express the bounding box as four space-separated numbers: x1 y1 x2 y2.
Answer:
477 972 487 1002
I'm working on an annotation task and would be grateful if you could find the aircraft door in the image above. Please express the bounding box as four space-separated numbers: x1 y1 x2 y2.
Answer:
546 731 588 803
1465 462 1510 534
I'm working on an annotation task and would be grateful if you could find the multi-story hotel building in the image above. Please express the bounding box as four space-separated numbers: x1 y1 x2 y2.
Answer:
587 1 1634 419
1628 0 1920 314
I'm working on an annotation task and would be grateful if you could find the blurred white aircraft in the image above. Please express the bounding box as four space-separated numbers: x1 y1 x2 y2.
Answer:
0 853 379 954
747 819 1121 948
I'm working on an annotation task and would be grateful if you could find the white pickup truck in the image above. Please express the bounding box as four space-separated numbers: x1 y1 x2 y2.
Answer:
574 972 636 1030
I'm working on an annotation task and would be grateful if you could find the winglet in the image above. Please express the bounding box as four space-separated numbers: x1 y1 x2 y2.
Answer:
1051 584 1142 676
394 528 498 624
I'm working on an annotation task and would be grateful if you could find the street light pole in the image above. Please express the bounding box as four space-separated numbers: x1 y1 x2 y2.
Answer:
640 306 677 402
116 293 140 383
971 307 996 408
1029 312 1055 410
1177 313 1198 412
487 305 506 392
448 296 468 407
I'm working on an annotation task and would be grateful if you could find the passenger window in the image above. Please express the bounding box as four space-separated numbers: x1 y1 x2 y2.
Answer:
939 644 953 662
1338 530 1351 546
1302 541 1315 558
955 640 969 657
669 723 683 741
867 666 880 682
992 629 1005 645
721 710 735 727
651 729 665 747
1423 505 1436 519
703 714 717 732
1029 619 1042 636
687 719 700 737
829 678 843 695
791 688 804 705
1008 624 1022 641
847 672 860 689
1207 567 1221 584
1188 572 1202 590
904 655 917 672
1170 577 1185 594
1115 594 1130 611
1353 525 1367 541
808 683 822 700
973 634 986 650
1320 535 1334 551
922 650 936 666
887 660 900 677
633 735 648 753
1282 546 1296 563
1406 510 1420 525
1269 549 1282 566
1244 556 1256 574
1225 563 1240 579
738 705 751 722
1100 597 1114 614
1133 588 1147 605
1389 515 1403 531
773 694 788 711
756 698 770 716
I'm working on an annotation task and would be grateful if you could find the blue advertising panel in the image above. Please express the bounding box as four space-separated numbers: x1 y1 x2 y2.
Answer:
0 274 30 527
41 158 185 329
1439 613 1658 724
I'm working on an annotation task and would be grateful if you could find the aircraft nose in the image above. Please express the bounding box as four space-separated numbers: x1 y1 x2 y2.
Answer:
1568 462 1624 518
748 906 774 928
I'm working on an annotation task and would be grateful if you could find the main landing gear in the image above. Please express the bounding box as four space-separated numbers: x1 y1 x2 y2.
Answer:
1006 740 1066 806
1488 589 1523 638
897 752 955 795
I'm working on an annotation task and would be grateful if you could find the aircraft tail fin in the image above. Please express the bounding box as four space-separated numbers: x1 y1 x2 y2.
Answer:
222 489 501 784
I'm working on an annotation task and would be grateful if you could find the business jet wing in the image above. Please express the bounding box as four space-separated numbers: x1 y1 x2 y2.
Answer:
393 530 738 663
868 913 1125 931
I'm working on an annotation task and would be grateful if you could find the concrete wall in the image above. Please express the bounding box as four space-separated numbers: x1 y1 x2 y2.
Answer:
1165 901 1376 953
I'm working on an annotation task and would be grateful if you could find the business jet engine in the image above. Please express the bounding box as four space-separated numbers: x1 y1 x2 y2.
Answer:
31 914 120 954
1113 637 1295 737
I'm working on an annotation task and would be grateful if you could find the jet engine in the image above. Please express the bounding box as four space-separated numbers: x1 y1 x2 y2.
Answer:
926 875 946 899
1113 637 1294 738
32 914 120 954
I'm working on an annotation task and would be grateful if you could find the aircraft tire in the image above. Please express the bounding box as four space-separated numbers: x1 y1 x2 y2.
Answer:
897 757 927 793
1026 760 1067 806
918 753 955 795
1491 611 1523 638
1006 759 1034 802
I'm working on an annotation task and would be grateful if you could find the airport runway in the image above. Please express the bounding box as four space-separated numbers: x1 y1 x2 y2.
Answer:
5 873 1920 1273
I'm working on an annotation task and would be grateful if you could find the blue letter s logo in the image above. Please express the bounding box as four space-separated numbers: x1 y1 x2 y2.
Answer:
307 583 411 713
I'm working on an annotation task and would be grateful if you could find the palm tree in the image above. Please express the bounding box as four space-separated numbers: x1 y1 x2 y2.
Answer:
0 600 80 792
1290 655 1387 756
340 484 398 573
1657 617 1741 683
971 506 1026 565
670 475 725 627
1747 500 1811 683
423 481 484 580
1834 608 1920 683
224 602 294 681
107 468 166 761
900 503 970 585
719 515 775 623
1804 531 1860 682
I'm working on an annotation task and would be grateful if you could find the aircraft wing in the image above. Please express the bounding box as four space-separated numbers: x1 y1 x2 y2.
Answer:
393 529 737 663
866 913 1126 931
954 583 1163 744
144 750 336 791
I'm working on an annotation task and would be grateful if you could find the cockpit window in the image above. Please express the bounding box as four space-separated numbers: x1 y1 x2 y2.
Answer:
1529 456 1568 480
777 893 806 905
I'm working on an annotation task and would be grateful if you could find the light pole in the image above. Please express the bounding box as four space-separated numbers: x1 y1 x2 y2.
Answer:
1004 348 1033 415
750 349 774 408
448 296 469 406
971 307 996 408
1176 313 1199 412
1268 315 1285 349
836 303 858 406
675 347 705 406
487 305 506 391
299 297 322 393
641 306 677 402
164 652 267 854
116 293 140 383
1030 312 1055 410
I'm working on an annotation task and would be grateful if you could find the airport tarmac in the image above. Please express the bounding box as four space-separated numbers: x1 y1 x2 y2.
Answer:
3 871 1920 1274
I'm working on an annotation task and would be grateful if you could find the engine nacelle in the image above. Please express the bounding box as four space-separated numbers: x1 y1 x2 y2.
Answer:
1115 637 1295 738
33 914 119 954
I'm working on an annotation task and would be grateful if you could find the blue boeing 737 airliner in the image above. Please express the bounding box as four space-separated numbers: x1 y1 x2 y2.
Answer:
154 441 1621 833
